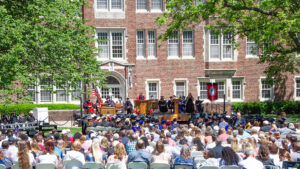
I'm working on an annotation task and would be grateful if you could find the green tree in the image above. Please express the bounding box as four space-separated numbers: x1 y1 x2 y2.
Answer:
157 0 300 83
0 0 106 103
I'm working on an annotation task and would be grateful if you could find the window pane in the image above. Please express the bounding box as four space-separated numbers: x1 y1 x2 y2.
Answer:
232 81 241 99
97 0 108 9
222 33 232 59
101 88 109 99
112 87 120 99
111 0 122 9
137 31 145 57
199 81 208 99
41 91 52 102
148 31 156 57
137 0 147 10
176 82 185 97
246 38 258 55
148 82 158 99
112 32 123 58
217 81 225 99
261 79 271 99
151 0 162 10
210 45 220 59
98 32 109 59
183 31 193 57
56 90 67 102
168 32 179 57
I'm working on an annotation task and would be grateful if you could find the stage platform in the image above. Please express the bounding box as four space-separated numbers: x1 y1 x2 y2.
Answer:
154 112 191 122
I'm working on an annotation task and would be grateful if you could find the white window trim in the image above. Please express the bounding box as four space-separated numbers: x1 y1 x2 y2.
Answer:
294 76 300 101
94 0 124 12
145 79 161 100
259 77 274 102
197 78 228 103
246 37 259 58
230 77 245 102
95 28 126 61
136 30 145 60
168 32 180 59
150 0 163 12
173 78 189 97
182 31 194 59
136 0 148 13
147 30 157 60
206 29 238 62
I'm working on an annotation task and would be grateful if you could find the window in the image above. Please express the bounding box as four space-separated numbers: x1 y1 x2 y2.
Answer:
296 78 300 98
151 0 162 11
209 31 233 60
137 31 145 58
97 31 124 60
182 31 194 57
56 84 67 102
111 87 120 99
199 81 208 99
137 0 147 10
28 85 36 102
232 80 242 99
216 81 225 99
40 78 52 102
148 31 156 58
168 31 179 58
246 38 258 56
175 82 186 97
97 0 123 10
101 88 110 99
148 82 158 99
261 79 272 100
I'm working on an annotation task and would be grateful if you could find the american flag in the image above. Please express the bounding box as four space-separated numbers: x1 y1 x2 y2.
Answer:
92 83 103 103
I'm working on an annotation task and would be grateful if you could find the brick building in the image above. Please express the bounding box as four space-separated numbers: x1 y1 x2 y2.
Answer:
29 0 299 106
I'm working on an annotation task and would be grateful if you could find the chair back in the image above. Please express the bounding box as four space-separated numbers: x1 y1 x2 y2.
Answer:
199 166 220 169
150 163 170 169
11 164 19 169
105 162 123 169
191 151 204 158
282 161 300 169
174 164 194 169
128 162 148 169
63 159 83 169
264 165 280 169
36 163 56 169
83 162 104 169
220 166 239 169
0 164 5 169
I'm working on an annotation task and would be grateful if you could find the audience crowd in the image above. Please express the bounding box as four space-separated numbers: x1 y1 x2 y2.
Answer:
0 112 298 169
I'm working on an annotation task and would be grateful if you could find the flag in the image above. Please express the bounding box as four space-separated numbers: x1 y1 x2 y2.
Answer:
92 83 103 103
207 83 218 102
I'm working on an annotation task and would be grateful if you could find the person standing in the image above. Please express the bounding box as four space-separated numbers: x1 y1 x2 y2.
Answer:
125 98 133 114
195 96 203 113
185 93 195 114
136 93 145 101
167 96 175 113
158 96 168 113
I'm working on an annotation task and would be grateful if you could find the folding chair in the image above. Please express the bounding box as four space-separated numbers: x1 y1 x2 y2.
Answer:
128 162 148 169
83 162 105 169
150 163 170 169
36 163 56 169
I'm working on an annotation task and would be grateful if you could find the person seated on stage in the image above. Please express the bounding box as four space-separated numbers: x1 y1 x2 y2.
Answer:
195 96 204 113
1 114 10 124
18 112 26 123
167 96 175 113
185 93 195 114
83 100 95 114
26 111 36 123
179 96 186 114
158 96 168 113
125 98 133 114
105 97 115 107
136 93 145 101
9 112 18 124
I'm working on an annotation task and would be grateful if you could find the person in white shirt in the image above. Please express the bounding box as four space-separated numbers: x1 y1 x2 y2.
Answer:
268 143 281 167
36 140 58 166
63 140 85 169
239 148 264 169
200 149 220 167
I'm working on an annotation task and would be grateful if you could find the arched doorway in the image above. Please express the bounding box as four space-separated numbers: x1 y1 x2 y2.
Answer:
101 75 125 102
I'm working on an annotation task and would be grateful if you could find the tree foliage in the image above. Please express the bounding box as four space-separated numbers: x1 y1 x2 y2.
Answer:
157 0 300 84
0 0 105 103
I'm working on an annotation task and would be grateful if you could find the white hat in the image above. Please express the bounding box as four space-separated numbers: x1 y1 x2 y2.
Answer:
113 133 119 140
289 123 295 129
213 126 219 131
62 129 67 135
263 121 269 125
90 133 96 138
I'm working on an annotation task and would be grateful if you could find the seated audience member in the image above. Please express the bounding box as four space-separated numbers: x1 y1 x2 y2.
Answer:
163 139 180 160
291 141 300 161
151 141 171 164
279 150 294 168
212 138 224 158
191 137 204 152
63 140 85 169
17 140 35 169
107 143 128 169
85 138 106 164
140 136 154 154
268 143 281 166
173 146 196 169
218 128 229 143
36 140 58 166
201 149 220 167
219 147 240 167
256 144 275 166
0 149 6 166
239 148 264 169
127 139 151 166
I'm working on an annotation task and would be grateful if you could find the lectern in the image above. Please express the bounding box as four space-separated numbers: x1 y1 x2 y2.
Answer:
134 100 148 115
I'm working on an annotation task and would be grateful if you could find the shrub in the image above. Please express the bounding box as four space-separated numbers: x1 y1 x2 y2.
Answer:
0 104 80 115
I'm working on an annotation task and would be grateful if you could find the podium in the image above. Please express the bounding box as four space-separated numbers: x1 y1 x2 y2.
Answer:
100 103 116 115
134 100 148 114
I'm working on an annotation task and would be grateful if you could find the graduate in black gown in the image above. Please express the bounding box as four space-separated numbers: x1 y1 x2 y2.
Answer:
167 96 175 113
125 97 133 114
185 93 195 113
158 96 168 113
195 96 204 113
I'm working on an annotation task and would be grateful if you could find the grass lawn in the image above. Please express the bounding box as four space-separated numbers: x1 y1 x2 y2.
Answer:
58 127 82 135
262 113 300 123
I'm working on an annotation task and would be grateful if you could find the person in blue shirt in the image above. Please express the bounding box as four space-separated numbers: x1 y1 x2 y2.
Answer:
173 146 196 169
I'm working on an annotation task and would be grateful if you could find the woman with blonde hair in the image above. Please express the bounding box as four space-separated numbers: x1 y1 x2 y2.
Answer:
231 138 239 152
86 138 106 164
107 143 127 169
17 140 35 169
279 150 293 168
56 140 66 156
174 146 196 169
151 141 171 164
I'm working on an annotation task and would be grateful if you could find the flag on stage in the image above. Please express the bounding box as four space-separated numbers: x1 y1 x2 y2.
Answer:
207 83 218 102
92 83 103 103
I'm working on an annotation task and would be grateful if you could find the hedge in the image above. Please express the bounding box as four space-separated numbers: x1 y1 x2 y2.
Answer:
0 104 80 115
232 101 300 114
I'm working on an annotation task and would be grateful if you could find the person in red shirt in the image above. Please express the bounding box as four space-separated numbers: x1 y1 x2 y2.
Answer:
136 93 145 100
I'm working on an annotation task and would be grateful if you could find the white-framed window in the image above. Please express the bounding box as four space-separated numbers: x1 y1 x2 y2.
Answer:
175 81 186 97
216 80 225 99
148 82 158 99
199 81 209 99
295 78 300 99
232 80 243 100
97 30 124 60
40 78 52 102
137 0 148 10
198 79 227 101
168 31 179 58
96 0 123 11
209 31 234 61
260 78 273 101
246 38 258 57
151 0 162 11
56 84 67 102
101 88 110 99
137 30 145 58
28 85 36 102
182 31 194 57
148 31 156 58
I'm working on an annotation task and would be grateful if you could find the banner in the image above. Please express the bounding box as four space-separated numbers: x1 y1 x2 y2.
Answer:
207 83 218 102
0 122 38 130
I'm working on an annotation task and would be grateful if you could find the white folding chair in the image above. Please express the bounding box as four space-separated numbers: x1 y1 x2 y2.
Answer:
150 163 170 169
128 162 148 169
199 166 220 169
220 166 239 169
11 164 19 169
63 159 83 169
83 162 104 169
174 164 194 169
264 165 280 169
36 163 56 169
0 164 5 169
105 162 123 169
